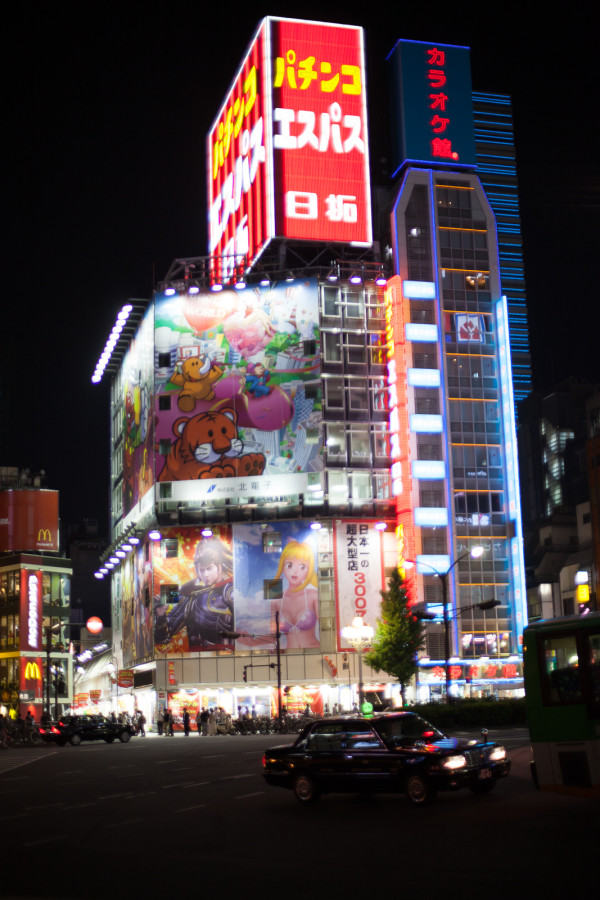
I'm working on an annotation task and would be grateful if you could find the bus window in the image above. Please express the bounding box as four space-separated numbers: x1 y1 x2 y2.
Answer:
543 635 582 704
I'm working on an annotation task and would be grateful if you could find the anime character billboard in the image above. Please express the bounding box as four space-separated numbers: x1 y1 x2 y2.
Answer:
232 521 320 650
122 306 155 515
153 528 235 654
121 545 154 668
153 277 322 503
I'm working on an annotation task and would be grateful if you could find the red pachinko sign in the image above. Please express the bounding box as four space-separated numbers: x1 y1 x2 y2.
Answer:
207 17 372 273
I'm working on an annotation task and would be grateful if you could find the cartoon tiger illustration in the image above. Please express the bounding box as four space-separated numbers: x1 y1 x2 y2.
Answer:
157 408 266 482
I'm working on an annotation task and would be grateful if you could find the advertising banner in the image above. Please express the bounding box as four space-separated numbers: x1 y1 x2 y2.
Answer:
208 17 371 268
122 306 155 516
151 522 321 654
19 570 43 653
121 544 153 669
0 490 59 552
334 521 385 650
269 17 371 246
117 669 134 689
232 521 320 651
153 277 322 502
153 527 235 654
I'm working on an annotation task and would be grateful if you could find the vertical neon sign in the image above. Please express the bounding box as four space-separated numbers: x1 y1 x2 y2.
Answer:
385 276 416 601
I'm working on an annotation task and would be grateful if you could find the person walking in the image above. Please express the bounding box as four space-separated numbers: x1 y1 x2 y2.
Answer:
201 707 209 736
163 708 171 735
157 709 164 735
183 708 191 736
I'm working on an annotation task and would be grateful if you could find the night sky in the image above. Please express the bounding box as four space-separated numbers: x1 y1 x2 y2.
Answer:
3 3 598 529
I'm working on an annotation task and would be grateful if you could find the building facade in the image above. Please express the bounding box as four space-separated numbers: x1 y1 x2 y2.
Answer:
0 468 72 720
94 21 530 724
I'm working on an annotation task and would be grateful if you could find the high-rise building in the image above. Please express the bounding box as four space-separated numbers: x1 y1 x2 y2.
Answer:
92 20 529 725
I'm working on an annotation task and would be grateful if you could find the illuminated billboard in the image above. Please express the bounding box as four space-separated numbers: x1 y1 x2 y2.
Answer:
388 39 476 174
208 17 372 269
153 277 322 502
0 490 59 552
334 520 386 650
122 306 155 517
152 522 321 655
20 569 42 653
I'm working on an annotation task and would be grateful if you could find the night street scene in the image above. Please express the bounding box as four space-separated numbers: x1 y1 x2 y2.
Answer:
1 3 598 898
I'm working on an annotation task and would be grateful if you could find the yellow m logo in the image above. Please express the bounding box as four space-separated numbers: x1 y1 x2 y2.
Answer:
37 529 52 542
24 662 41 681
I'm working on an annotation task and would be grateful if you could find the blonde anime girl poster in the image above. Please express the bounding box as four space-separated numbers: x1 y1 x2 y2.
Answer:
232 522 319 650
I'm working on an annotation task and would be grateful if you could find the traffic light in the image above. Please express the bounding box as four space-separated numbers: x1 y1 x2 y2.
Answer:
243 667 247 683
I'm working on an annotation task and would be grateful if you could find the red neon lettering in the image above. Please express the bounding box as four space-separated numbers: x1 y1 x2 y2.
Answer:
430 115 450 134
429 92 448 110
427 69 446 88
431 138 455 159
427 48 445 66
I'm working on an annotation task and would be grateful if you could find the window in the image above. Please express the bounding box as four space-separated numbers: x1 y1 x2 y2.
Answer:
161 539 179 558
160 584 179 605
344 723 383 749
326 424 347 463
305 723 344 751
543 635 582 704
349 426 370 463
323 332 342 363
324 379 343 410
262 531 282 553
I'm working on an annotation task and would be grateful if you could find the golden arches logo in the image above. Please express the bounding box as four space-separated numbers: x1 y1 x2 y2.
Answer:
24 662 41 681
37 529 52 543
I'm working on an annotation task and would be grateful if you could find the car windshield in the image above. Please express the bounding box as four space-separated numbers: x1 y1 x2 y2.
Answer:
375 714 445 747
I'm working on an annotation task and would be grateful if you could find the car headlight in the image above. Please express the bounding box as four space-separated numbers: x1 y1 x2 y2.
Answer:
442 754 467 770
488 745 506 761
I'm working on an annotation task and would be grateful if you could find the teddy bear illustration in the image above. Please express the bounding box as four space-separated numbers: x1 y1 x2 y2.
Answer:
169 355 223 411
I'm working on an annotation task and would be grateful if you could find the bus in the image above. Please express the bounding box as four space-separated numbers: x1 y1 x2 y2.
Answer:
523 613 600 798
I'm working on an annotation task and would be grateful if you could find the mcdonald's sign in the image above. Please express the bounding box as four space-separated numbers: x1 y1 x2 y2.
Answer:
24 661 41 681
0 489 58 551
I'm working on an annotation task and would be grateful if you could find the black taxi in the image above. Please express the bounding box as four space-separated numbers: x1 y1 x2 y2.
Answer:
262 711 510 805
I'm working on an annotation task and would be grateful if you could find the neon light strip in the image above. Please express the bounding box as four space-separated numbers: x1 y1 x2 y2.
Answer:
495 294 528 645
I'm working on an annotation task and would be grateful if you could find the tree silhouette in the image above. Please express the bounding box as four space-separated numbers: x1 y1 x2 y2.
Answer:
365 568 424 705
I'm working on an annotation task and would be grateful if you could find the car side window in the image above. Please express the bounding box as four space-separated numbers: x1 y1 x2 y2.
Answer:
344 722 384 749
305 723 344 751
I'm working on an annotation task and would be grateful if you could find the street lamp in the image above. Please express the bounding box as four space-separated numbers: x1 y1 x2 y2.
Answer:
411 547 485 705
341 616 374 713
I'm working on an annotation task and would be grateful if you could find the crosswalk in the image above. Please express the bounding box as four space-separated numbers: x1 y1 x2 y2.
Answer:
0 748 56 777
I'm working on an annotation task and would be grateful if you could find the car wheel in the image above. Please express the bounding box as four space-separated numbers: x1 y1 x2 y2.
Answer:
70 734 82 747
104 736 115 744
469 779 496 795
119 731 131 743
405 773 435 806
293 773 320 804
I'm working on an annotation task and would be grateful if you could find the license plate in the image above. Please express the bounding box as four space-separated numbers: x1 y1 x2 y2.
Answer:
478 768 492 780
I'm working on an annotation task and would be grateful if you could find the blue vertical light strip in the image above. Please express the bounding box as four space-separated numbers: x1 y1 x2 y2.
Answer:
496 295 528 650
429 170 458 644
